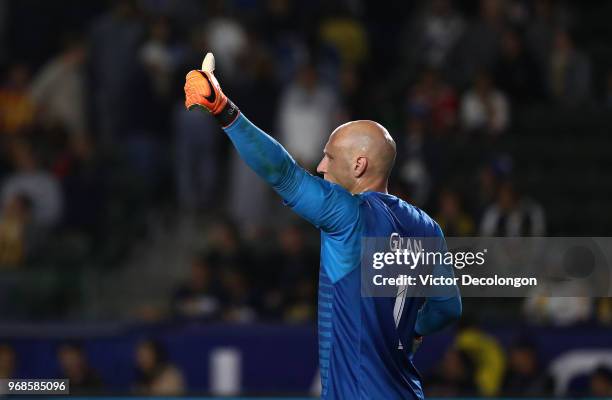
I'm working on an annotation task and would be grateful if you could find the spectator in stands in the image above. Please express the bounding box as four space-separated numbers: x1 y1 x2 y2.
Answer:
29 34 87 138
596 298 612 325
230 38 280 130
396 117 432 207
0 344 15 379
426 348 478 397
494 30 541 102
589 365 612 397
523 294 592 326
259 0 304 81
547 30 591 104
1 140 62 228
133 340 185 396
502 339 554 396
53 134 106 239
140 17 183 100
407 68 458 136
455 321 506 396
480 181 545 236
57 343 103 395
220 268 256 323
277 62 341 169
266 222 317 321
284 276 316 322
0 63 34 135
89 0 144 140
203 1 247 81
174 101 219 212
469 157 513 219
473 166 497 216
435 189 474 236
401 0 465 71
449 0 506 87
206 218 246 267
318 4 369 67
523 244 594 326
460 71 510 135
338 65 367 121
525 0 562 76
172 253 221 320
0 193 32 267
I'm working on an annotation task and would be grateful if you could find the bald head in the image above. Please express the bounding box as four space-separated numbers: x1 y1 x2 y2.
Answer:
333 120 396 176
317 120 396 194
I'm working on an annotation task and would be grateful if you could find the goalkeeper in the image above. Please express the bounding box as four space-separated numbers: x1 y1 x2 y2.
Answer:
184 53 462 400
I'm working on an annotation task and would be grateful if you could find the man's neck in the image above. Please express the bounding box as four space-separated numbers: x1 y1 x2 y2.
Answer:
350 179 388 195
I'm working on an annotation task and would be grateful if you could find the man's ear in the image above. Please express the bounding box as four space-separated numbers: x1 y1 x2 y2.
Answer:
354 156 367 178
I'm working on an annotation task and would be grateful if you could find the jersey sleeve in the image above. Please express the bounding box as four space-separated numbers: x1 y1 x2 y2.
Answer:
223 113 359 234
428 228 460 301
414 225 462 336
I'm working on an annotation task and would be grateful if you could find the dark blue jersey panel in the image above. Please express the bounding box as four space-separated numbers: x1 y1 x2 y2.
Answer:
316 192 445 400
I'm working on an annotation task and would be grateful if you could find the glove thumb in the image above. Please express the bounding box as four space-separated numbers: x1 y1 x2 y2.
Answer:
202 52 215 73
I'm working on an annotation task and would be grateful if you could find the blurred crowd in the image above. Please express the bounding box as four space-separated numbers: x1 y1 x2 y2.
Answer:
2 330 612 397
171 219 317 322
0 340 186 396
0 0 611 337
424 323 612 397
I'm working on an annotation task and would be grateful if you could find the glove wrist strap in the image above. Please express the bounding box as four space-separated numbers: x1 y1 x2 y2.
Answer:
215 99 240 128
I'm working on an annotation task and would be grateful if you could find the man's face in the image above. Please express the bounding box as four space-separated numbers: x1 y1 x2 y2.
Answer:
316 133 354 190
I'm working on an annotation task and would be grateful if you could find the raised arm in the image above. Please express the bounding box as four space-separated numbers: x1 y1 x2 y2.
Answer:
184 53 358 233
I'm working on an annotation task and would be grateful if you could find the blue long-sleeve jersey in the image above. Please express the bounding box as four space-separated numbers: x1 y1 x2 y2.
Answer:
223 113 462 399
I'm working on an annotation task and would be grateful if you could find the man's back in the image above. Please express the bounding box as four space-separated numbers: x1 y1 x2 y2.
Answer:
317 191 444 399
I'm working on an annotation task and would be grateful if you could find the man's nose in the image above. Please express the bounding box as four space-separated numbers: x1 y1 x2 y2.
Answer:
316 159 326 174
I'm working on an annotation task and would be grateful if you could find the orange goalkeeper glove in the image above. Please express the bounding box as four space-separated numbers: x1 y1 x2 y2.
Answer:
184 52 240 127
